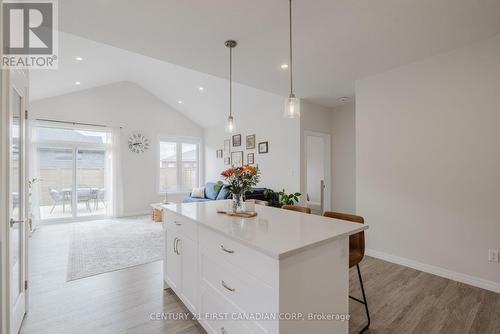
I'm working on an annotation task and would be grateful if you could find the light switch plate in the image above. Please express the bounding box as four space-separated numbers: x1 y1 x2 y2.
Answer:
488 249 499 263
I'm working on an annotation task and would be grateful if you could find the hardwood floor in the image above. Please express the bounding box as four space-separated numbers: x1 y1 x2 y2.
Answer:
348 257 500 333
21 221 500 334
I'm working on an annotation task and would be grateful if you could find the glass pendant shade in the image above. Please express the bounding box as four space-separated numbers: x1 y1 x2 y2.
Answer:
284 94 300 118
225 115 236 133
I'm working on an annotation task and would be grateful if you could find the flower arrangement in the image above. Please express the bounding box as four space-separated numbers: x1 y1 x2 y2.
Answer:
220 164 261 211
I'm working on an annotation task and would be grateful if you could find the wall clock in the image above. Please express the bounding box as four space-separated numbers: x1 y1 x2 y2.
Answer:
128 132 150 153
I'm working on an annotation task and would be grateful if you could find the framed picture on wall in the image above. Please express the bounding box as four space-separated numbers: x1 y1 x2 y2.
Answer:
216 149 223 158
231 151 243 167
232 134 242 147
258 141 269 154
224 157 231 165
246 135 256 149
247 153 255 164
224 139 230 154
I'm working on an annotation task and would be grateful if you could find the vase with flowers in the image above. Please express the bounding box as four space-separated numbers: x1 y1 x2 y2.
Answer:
220 164 261 212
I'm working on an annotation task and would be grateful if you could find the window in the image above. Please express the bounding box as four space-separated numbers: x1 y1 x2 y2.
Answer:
159 138 200 193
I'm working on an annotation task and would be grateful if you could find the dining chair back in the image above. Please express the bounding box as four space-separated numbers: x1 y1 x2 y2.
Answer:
282 204 311 214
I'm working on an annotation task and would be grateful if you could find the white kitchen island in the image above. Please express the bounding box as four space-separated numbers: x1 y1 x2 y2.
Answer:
162 200 368 334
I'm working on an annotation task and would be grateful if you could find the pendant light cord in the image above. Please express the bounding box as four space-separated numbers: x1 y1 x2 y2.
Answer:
289 0 293 95
230 45 233 117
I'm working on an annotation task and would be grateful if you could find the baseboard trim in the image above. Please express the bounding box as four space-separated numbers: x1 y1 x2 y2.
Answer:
120 211 150 218
365 249 500 293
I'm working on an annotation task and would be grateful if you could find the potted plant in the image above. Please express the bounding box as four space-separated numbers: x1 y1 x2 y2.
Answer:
264 189 301 208
220 164 261 212
278 189 301 206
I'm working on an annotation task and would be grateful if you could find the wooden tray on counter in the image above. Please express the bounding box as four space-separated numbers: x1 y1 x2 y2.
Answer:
217 210 257 218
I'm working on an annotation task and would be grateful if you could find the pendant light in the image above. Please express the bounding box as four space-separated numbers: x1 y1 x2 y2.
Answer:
225 40 237 133
284 0 300 118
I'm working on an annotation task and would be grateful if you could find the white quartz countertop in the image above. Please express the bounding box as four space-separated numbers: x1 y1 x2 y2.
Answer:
163 200 368 259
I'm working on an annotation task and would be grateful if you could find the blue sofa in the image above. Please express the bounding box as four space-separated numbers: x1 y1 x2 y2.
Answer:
183 182 269 203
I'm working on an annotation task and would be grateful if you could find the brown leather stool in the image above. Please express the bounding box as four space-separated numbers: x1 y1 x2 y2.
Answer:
323 211 370 333
282 204 311 214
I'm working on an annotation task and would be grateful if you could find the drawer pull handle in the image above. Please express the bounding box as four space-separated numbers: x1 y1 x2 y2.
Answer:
220 245 234 254
173 237 178 254
176 238 181 255
220 328 227 334
221 280 235 292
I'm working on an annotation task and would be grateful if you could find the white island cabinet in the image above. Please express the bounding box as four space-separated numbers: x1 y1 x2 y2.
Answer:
163 200 368 334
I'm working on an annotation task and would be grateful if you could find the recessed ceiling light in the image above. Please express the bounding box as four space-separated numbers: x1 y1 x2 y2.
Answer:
338 97 349 103
199 87 204 91
75 81 81 85
280 63 289 69
178 100 183 104
75 56 83 61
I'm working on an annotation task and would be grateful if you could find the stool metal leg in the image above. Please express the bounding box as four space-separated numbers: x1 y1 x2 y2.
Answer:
349 264 371 333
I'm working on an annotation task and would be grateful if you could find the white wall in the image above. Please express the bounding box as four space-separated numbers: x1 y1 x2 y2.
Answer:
205 85 300 193
30 81 204 215
330 102 356 213
356 35 500 289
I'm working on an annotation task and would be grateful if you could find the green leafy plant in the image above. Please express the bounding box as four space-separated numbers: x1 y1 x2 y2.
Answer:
213 180 224 193
264 189 301 207
278 189 301 206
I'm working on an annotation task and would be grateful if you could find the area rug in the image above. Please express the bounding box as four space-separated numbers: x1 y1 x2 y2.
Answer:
67 216 163 281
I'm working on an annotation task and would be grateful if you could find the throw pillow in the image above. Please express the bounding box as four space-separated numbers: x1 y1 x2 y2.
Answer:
191 187 205 198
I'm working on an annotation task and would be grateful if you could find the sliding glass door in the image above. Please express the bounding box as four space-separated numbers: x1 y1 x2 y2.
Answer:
76 148 106 217
37 147 74 219
32 126 111 222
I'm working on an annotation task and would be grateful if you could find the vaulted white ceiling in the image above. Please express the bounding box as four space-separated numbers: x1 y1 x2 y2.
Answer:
57 0 500 106
31 0 500 127
30 32 256 128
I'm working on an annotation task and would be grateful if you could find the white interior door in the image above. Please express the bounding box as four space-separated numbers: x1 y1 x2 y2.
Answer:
304 131 331 213
8 70 28 334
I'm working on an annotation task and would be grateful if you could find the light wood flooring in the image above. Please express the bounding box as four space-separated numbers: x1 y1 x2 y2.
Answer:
20 221 500 334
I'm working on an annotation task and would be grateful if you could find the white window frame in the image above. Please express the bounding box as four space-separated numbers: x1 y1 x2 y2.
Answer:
158 136 201 195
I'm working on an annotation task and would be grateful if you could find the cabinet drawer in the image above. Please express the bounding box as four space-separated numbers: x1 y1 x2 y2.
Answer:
199 226 277 286
200 283 266 334
164 210 197 240
201 252 276 334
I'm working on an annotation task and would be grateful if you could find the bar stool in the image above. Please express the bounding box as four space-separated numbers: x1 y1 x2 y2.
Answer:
323 211 370 333
282 204 311 214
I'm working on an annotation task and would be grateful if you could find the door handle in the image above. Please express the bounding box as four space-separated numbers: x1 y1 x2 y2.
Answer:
221 280 236 292
10 218 23 227
220 245 235 254
173 237 178 254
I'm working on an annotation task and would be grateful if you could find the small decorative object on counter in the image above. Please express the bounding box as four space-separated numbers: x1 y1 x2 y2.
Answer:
220 164 261 212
